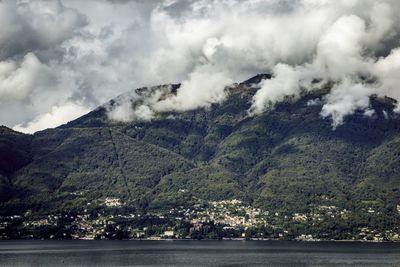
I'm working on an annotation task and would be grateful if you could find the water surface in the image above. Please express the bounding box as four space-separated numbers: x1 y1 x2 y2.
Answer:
1 240 399 266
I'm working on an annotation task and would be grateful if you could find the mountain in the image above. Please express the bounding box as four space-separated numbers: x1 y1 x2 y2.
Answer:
1 74 400 229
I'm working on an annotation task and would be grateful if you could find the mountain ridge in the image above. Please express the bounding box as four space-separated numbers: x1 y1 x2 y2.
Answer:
0 75 399 226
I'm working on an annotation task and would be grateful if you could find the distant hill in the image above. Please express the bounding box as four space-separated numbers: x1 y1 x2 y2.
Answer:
1 75 400 224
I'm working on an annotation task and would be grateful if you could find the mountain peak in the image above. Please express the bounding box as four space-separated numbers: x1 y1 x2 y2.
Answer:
240 73 271 86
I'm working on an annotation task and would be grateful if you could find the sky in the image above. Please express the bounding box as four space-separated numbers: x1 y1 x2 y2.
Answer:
1 0 400 133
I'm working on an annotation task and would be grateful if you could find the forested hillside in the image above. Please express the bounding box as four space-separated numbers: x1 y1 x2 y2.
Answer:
1 75 400 225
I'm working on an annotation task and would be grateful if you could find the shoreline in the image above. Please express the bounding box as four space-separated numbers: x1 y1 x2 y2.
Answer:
1 238 399 243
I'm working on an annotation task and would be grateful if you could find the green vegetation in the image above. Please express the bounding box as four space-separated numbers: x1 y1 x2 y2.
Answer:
0 78 400 240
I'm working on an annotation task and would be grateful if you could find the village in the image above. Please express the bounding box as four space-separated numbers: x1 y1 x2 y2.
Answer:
1 198 400 241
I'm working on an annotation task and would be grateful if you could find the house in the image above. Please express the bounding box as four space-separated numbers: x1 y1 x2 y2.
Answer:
163 230 175 238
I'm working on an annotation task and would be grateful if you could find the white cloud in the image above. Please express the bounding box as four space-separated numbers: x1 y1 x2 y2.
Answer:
249 64 306 114
2 0 400 131
154 65 233 112
248 1 400 127
320 80 374 129
108 103 155 123
374 48 400 111
13 102 90 134
307 98 322 107
0 53 54 100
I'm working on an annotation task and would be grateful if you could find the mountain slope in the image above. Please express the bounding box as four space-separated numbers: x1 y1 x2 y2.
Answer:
0 126 32 202
1 75 400 221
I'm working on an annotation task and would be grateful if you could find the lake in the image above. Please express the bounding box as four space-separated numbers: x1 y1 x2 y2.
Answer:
1 240 400 266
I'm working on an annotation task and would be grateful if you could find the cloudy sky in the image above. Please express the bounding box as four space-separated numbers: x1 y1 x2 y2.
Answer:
1 0 400 133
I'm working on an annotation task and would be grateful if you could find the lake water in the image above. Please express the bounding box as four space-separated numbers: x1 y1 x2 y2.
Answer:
0 240 400 266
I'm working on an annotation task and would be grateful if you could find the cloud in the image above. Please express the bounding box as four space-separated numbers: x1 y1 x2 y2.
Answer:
13 102 90 134
0 53 54 100
307 98 322 107
153 65 233 112
0 0 88 131
2 0 400 132
0 52 79 128
249 0 400 127
374 48 400 111
106 86 166 122
320 80 374 129
108 102 155 123
0 0 87 60
249 64 306 114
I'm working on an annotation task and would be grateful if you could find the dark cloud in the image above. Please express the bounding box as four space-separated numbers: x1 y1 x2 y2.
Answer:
0 1 87 61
